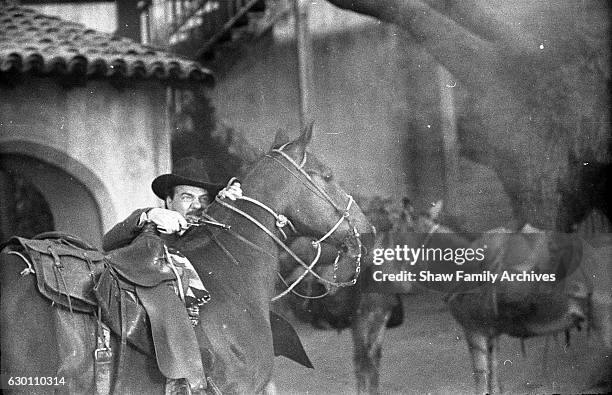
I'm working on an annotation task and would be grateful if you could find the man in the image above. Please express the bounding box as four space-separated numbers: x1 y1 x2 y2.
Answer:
102 157 241 393
103 157 241 252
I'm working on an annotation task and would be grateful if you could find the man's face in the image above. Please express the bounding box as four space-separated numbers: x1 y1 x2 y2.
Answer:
166 185 210 221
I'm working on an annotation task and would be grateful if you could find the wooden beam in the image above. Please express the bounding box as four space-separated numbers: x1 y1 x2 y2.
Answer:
293 0 313 128
437 66 458 209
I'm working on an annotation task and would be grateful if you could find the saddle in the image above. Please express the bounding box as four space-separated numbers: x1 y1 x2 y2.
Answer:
2 232 207 391
469 230 588 315
480 230 584 283
3 235 105 313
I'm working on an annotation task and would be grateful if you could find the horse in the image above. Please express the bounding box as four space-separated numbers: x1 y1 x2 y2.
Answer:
404 202 579 393
288 199 609 394
393 200 607 394
0 124 374 394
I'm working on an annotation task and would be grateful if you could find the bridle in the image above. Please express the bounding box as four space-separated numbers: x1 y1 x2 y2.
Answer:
214 143 363 301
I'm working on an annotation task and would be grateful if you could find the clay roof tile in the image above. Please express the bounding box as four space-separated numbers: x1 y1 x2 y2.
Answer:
0 4 213 87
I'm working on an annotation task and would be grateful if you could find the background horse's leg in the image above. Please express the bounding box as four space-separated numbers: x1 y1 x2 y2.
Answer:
487 337 501 394
0 254 60 395
351 292 393 394
463 329 490 394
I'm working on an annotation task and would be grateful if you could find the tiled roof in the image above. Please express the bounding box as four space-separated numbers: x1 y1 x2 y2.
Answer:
0 5 214 86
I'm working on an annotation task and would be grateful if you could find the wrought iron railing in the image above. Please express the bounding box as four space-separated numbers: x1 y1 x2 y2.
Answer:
139 0 275 58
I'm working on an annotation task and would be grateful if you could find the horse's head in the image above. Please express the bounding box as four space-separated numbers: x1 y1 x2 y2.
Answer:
242 123 373 291
264 124 373 247
353 195 394 234
396 198 444 235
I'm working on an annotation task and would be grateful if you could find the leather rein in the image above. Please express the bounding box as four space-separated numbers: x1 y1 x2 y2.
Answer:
213 144 363 302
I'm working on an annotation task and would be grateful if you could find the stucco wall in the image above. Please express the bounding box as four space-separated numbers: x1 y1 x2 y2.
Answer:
0 79 171 244
27 2 117 33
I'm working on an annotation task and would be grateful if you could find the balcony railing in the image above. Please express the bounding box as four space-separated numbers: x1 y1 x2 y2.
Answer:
140 0 276 58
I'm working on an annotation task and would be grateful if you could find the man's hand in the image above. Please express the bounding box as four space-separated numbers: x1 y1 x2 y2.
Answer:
218 179 243 201
146 208 188 234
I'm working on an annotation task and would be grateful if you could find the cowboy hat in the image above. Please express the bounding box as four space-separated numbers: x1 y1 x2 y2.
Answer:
151 157 224 200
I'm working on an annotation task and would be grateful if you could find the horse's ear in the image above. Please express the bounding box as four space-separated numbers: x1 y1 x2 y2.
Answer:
296 121 314 147
272 128 291 149
289 121 314 160
429 200 443 221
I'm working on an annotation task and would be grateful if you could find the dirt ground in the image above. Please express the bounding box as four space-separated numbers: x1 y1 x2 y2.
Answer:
272 292 611 394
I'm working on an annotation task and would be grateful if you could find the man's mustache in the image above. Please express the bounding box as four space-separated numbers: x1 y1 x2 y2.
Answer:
186 209 204 218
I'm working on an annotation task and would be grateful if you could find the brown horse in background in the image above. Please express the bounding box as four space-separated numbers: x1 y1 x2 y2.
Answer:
406 201 600 394
285 199 610 394
0 125 374 394
365 201 608 394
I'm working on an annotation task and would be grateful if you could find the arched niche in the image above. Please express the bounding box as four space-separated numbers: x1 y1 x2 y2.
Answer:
0 141 115 248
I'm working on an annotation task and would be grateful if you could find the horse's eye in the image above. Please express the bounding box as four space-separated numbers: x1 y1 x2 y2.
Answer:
323 174 333 182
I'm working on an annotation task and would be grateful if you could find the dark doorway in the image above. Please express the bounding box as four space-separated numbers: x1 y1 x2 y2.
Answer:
0 168 54 243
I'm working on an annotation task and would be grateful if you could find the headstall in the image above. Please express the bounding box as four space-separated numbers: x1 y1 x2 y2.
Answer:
214 143 363 301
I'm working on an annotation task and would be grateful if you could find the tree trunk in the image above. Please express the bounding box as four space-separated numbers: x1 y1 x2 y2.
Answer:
325 0 609 229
